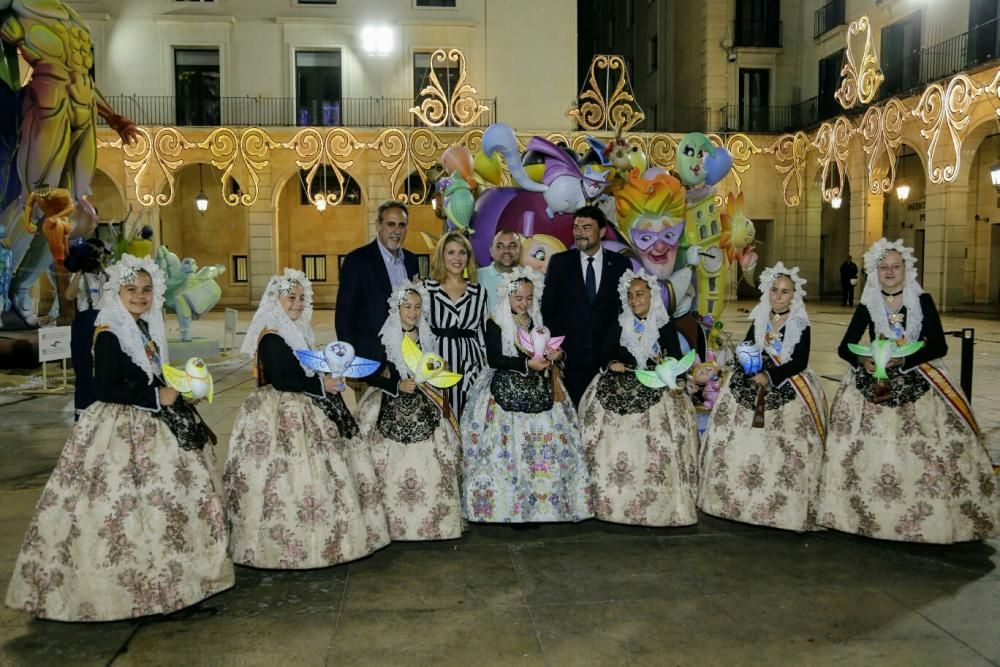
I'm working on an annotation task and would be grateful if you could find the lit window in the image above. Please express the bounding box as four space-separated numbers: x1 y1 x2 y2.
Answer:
231 255 248 283
302 255 328 282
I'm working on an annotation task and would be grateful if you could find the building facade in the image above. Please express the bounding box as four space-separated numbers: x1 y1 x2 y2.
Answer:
580 0 1000 305
56 0 1000 309
61 0 577 307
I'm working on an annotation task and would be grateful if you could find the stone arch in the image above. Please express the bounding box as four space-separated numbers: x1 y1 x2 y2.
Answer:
273 164 369 308
90 167 127 221
818 171 853 297
956 111 1000 303
158 162 250 307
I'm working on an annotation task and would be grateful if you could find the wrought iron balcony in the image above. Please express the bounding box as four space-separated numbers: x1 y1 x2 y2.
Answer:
719 104 803 133
733 20 783 48
814 0 846 39
879 18 1000 100
98 95 497 128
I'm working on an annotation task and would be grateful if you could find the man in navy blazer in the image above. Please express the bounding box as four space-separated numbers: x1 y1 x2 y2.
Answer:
541 205 630 406
335 200 419 362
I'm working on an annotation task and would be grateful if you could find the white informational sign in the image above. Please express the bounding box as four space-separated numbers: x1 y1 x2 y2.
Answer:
39 326 72 362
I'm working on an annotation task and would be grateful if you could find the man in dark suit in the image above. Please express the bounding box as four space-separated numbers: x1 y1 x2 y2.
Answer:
541 205 630 406
335 200 419 362
840 255 858 307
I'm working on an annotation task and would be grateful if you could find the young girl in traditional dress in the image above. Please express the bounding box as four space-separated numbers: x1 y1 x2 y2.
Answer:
424 231 488 418
461 267 591 523
818 240 999 543
579 269 700 526
6 254 233 621
356 281 463 541
224 268 389 568
698 263 828 532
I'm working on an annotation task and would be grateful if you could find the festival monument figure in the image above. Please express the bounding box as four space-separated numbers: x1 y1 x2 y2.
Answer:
0 0 140 327
155 246 225 343
432 126 755 382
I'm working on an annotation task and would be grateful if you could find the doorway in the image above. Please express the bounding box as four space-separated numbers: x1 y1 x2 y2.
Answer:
739 69 770 132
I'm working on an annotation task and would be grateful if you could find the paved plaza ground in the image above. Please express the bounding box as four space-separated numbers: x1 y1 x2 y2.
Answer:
0 301 998 666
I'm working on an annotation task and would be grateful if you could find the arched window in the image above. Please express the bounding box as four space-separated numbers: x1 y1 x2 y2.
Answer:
298 166 362 206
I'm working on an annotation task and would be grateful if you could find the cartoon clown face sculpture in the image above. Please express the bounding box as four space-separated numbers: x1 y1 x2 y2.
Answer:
629 217 685 281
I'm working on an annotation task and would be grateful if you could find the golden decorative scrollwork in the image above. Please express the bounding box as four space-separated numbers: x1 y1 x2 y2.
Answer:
835 16 884 109
859 99 907 195
89 64 1000 222
643 134 678 171
454 128 485 154
368 128 447 204
409 49 490 128
766 132 809 207
568 55 645 132
914 73 982 184
198 127 281 207
286 127 366 207
122 126 192 207
813 117 853 202
723 133 762 192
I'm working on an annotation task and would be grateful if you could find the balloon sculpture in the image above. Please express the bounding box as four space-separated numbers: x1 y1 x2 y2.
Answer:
155 245 226 342
427 125 757 372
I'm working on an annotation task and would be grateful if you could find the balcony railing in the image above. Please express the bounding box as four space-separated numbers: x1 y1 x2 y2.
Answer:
733 20 783 48
719 104 803 133
814 0 846 39
99 95 497 128
879 18 1000 99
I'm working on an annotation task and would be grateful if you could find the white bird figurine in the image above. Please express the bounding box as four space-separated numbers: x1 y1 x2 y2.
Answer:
517 325 565 359
162 357 214 402
295 341 381 390
634 350 698 391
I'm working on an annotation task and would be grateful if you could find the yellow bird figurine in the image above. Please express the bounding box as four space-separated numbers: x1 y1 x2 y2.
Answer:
162 357 214 402
401 336 462 388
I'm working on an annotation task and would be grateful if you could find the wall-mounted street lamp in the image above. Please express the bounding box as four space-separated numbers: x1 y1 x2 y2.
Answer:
990 162 1000 192
831 195 843 210
895 180 910 202
195 164 209 214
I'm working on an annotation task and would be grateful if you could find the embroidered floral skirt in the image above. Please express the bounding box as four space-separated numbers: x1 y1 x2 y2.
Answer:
460 370 592 523
357 388 463 541
579 372 700 526
224 386 390 568
818 365 1000 543
5 402 234 621
698 369 828 532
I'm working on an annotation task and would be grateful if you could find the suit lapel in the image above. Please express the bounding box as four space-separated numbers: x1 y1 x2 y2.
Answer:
570 249 590 304
595 253 619 303
370 241 392 296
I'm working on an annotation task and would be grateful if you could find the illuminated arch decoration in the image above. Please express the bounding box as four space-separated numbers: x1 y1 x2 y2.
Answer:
91 62 1000 214
835 16 884 109
568 55 645 132
409 49 491 128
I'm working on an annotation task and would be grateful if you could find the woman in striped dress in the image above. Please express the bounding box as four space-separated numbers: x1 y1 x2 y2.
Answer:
424 231 488 418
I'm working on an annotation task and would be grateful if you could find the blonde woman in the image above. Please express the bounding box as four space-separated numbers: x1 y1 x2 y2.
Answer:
424 231 488 417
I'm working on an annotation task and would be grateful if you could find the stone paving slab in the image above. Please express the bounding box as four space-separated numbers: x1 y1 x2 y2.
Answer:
0 302 998 666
